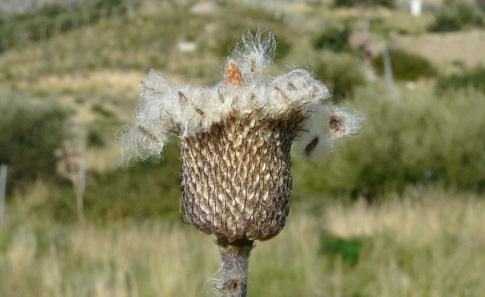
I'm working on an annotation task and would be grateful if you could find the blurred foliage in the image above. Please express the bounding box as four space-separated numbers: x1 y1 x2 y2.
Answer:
293 86 485 198
2 188 484 296
429 13 462 32
334 0 396 9
372 48 436 81
478 0 485 11
1 0 485 219
86 125 105 148
90 103 115 118
0 90 70 190
314 51 366 100
0 0 132 53
313 25 352 53
37 3 68 17
40 144 181 223
435 66 485 94
1 1 485 294
428 1 484 32
320 233 365 266
0 2 293 83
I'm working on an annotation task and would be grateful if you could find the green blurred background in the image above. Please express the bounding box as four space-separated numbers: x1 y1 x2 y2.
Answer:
1 0 484 296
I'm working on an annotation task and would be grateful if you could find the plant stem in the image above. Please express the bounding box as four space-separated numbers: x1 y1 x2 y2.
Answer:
75 189 85 225
217 238 254 297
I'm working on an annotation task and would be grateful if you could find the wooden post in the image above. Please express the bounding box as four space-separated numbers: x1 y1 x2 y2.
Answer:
55 18 61 36
72 16 78 30
41 25 47 42
126 0 135 18
0 164 7 223
383 45 398 97
2 36 8 52
84 8 90 26
19 32 31 47
58 141 86 224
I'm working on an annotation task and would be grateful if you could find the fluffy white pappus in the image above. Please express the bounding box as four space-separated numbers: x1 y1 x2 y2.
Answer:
118 32 348 164
117 124 167 165
231 30 276 83
270 69 331 110
293 105 366 158
141 69 173 99
328 106 366 139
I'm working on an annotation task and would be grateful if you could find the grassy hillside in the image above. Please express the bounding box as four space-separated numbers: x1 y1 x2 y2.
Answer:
0 1 299 84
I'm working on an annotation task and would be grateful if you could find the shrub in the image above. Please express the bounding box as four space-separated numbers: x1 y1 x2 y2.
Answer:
38 3 68 17
86 126 105 148
313 25 351 53
0 0 131 52
435 66 485 94
478 0 485 11
428 13 462 32
90 0 123 10
0 90 70 189
314 51 365 99
334 0 396 9
320 234 366 266
372 48 436 81
428 2 484 32
42 144 181 223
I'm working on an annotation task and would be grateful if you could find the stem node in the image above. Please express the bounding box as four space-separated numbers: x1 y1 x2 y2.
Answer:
217 238 254 297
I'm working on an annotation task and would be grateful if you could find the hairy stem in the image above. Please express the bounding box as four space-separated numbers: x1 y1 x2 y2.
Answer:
217 238 254 297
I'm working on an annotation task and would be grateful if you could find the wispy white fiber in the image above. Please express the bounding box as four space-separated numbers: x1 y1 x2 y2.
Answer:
231 30 276 84
118 31 364 164
329 106 367 139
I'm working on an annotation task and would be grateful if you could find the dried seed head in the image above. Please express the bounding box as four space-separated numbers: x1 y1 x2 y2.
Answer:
118 31 364 243
180 111 303 242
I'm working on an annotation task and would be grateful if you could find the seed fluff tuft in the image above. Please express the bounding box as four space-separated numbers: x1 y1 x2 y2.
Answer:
118 31 363 165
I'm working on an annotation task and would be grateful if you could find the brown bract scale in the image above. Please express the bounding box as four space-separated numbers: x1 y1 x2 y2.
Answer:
180 109 305 242
225 61 245 88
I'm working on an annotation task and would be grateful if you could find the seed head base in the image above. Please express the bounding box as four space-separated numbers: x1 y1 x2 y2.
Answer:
180 110 304 242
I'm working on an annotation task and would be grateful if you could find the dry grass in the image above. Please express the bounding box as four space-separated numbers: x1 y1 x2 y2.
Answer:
393 29 485 71
25 70 146 98
26 69 197 123
1 187 484 297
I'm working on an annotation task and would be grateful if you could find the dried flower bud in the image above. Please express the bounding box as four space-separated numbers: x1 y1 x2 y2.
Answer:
180 109 304 242
119 30 365 297
118 31 363 244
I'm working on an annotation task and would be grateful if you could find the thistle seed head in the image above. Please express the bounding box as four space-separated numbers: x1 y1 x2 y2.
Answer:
180 110 304 241
119 31 364 243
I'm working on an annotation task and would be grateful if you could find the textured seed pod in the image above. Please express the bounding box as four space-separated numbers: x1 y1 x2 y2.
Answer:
118 31 364 244
180 110 305 242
